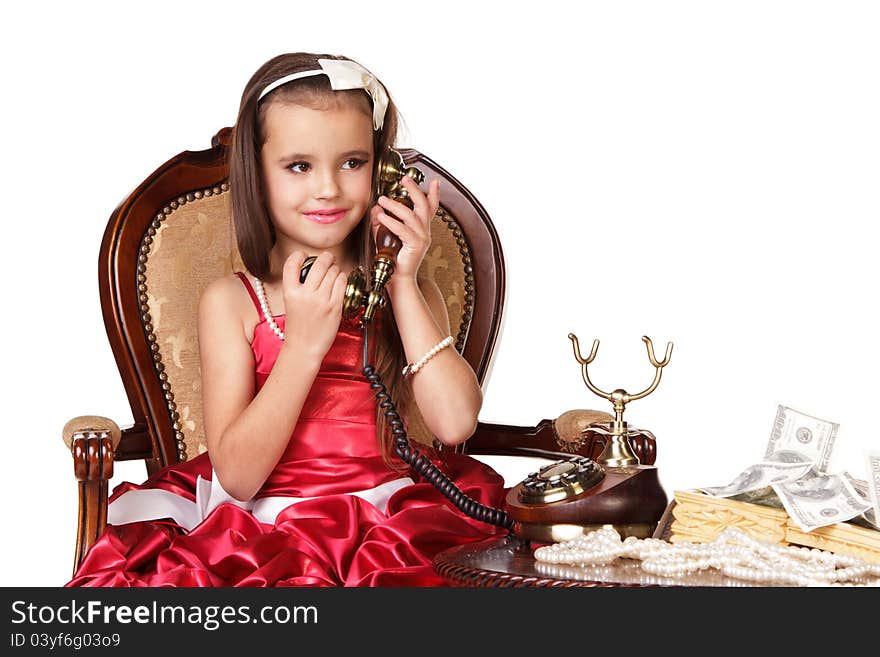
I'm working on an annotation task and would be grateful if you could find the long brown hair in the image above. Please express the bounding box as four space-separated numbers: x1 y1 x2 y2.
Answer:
228 52 430 468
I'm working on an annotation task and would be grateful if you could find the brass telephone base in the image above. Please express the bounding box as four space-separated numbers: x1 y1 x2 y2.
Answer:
506 465 668 545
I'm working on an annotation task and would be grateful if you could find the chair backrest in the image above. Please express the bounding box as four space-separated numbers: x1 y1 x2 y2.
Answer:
100 128 505 472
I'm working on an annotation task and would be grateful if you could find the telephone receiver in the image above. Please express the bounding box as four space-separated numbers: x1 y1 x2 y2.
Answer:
299 147 425 326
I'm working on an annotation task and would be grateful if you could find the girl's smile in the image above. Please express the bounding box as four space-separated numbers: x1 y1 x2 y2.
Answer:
303 208 349 224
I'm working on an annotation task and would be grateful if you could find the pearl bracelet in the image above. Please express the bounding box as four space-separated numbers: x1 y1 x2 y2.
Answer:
402 336 453 378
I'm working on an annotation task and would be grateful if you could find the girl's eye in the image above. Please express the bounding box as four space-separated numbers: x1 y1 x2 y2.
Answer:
288 161 310 173
342 158 367 170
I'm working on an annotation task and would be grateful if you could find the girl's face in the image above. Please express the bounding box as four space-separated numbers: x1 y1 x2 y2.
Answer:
259 100 374 256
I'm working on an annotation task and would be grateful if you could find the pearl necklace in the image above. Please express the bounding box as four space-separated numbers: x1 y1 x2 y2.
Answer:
534 526 880 587
251 277 286 341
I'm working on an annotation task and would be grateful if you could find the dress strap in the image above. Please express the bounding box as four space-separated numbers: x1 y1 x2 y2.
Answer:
234 271 265 322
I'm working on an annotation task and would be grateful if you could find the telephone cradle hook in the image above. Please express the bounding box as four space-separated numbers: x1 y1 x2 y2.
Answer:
568 334 673 467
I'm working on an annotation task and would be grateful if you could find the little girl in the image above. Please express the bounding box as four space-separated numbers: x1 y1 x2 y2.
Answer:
65 52 508 587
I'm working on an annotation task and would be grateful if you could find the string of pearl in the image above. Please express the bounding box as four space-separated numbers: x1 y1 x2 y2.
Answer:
534 526 880 586
252 277 286 341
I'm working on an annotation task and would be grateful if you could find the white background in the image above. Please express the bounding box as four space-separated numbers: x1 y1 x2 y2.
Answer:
2 1 878 586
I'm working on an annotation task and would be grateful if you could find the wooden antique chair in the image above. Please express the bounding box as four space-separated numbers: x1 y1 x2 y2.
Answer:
62 128 655 573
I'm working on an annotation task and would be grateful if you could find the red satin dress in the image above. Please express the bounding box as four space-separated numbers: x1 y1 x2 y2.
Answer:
66 272 508 587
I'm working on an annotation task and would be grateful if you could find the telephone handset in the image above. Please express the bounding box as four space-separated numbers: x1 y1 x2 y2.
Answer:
350 148 425 323
299 148 424 324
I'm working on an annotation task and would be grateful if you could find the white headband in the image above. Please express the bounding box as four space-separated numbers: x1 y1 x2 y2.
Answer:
257 58 389 131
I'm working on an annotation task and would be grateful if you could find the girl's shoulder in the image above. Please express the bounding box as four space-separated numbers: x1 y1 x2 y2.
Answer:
200 272 250 309
199 272 263 343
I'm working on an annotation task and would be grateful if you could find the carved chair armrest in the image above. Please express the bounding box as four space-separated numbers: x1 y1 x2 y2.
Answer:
62 416 124 573
465 409 657 465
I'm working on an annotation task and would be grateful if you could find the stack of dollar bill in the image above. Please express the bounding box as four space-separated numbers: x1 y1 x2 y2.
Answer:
700 405 880 533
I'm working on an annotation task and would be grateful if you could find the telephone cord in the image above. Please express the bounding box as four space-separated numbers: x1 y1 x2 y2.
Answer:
361 324 514 531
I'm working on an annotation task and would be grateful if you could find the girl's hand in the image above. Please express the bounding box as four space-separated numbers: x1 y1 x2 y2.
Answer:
370 176 440 283
280 250 347 360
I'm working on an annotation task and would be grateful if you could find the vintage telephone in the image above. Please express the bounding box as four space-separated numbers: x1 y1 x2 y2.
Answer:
301 148 669 543
504 336 672 543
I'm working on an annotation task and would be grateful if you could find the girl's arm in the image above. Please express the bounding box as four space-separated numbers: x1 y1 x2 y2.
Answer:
386 275 482 446
197 275 323 501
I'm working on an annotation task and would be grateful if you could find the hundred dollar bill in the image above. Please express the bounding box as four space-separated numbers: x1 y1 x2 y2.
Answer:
772 471 870 533
700 460 812 498
729 486 784 509
765 405 838 473
839 472 878 530
864 454 880 529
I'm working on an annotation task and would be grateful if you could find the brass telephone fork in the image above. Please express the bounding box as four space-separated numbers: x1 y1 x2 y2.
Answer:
568 334 673 466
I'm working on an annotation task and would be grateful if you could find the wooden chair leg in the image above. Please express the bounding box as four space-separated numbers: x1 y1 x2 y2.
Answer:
70 431 114 574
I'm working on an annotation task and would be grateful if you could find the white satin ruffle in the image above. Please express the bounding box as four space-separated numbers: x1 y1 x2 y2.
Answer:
107 469 414 532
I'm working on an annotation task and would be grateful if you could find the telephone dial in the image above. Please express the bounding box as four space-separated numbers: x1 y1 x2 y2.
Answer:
300 147 669 544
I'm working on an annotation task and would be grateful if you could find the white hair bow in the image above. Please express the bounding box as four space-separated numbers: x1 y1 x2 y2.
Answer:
257 58 389 131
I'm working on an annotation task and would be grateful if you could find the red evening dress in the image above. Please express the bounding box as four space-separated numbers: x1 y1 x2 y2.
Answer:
65 272 508 587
